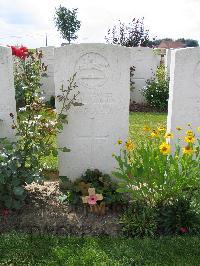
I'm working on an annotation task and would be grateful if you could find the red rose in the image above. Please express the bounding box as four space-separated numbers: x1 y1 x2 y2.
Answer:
10 45 28 60
2 209 9 217
180 227 188 233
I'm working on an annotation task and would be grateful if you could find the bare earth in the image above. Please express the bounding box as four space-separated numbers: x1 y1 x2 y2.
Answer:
0 181 121 236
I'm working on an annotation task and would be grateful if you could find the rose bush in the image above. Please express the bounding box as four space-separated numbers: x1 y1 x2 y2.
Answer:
0 46 82 210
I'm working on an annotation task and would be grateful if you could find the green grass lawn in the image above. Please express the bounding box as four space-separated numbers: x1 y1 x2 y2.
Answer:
42 112 167 171
129 112 167 143
0 233 199 265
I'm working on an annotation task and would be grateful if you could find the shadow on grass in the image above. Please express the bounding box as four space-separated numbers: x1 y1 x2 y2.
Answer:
0 233 200 265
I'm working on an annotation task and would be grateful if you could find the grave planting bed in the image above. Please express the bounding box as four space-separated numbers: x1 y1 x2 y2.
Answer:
0 181 121 236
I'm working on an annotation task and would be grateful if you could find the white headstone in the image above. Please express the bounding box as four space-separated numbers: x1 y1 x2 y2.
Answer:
39 46 55 101
55 44 130 180
165 49 172 77
0 46 16 139
167 48 200 143
130 47 160 103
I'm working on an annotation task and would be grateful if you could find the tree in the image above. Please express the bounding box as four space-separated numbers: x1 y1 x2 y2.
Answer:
54 5 81 44
176 38 199 47
105 18 150 47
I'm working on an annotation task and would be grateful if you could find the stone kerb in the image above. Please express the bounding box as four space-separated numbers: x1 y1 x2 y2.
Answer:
54 43 130 180
167 47 200 145
130 47 160 104
39 46 55 101
0 46 16 139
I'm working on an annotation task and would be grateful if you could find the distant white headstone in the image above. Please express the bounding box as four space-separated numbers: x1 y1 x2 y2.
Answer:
167 48 200 143
55 44 130 180
165 49 172 77
130 47 160 103
0 46 16 139
40 46 55 101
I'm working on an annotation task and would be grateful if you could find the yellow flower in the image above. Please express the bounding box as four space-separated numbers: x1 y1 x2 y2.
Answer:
143 126 151 132
182 146 193 155
125 140 134 151
187 123 191 126
157 127 165 132
112 153 115 157
159 142 170 155
186 130 194 136
165 133 174 139
176 127 182 131
197 127 200 132
117 139 122 145
151 130 159 138
184 135 195 143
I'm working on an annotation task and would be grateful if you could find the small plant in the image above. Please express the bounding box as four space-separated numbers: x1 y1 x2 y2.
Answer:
60 169 127 213
113 125 200 207
130 65 136 91
157 198 200 235
112 125 200 236
142 65 169 111
120 201 157 237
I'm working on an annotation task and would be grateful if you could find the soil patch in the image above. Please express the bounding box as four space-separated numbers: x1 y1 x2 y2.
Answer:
129 101 167 112
0 182 121 236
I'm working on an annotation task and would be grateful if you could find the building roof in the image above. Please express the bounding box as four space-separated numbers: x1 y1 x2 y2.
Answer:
158 40 186 49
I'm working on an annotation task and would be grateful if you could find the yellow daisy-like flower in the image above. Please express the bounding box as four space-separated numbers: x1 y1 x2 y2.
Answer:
186 130 194 136
151 130 159 138
165 133 174 139
159 142 170 155
187 123 191 126
176 127 182 131
184 135 195 143
143 126 151 132
117 139 122 145
157 127 165 132
125 140 134 151
182 146 193 155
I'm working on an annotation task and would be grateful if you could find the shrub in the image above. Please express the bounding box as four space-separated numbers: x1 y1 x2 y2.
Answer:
0 48 82 210
120 201 157 237
113 125 200 236
142 65 169 111
60 169 127 213
13 49 44 108
113 126 200 207
157 198 200 235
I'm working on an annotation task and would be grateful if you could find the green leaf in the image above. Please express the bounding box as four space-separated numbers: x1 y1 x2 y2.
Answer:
62 147 71 152
112 171 125 179
59 175 69 182
13 187 25 197
116 187 130 193
58 194 68 203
